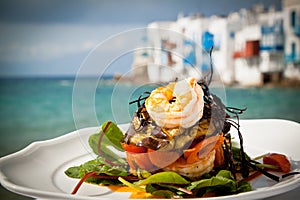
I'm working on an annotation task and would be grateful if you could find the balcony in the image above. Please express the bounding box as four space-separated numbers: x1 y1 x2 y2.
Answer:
285 53 300 64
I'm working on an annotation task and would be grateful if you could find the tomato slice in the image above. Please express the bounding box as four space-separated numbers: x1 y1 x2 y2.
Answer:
184 135 224 164
121 143 156 171
121 143 147 153
263 153 291 173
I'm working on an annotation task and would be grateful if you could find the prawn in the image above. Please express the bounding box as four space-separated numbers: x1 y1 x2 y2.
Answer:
145 77 204 129
164 150 215 180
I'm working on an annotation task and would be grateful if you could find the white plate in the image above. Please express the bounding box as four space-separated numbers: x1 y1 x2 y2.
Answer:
0 119 300 200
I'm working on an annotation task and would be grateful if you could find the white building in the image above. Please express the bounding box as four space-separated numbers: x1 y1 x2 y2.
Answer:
283 0 300 80
137 15 234 84
144 17 207 83
233 25 262 86
207 16 234 84
232 5 285 86
130 1 300 85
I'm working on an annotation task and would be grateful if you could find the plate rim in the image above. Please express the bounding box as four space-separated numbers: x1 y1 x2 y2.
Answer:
0 119 300 199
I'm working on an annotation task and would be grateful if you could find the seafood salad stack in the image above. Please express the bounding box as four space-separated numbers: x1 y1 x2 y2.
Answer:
66 63 299 198
122 77 227 179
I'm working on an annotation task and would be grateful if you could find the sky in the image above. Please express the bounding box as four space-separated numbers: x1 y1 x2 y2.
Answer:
0 0 282 77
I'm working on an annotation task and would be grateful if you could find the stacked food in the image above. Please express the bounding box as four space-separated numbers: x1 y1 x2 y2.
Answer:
122 77 226 179
65 77 296 198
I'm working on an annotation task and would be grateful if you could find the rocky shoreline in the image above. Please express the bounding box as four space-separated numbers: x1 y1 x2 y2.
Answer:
261 78 300 88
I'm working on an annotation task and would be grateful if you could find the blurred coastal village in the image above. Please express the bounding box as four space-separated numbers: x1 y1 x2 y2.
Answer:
123 0 300 87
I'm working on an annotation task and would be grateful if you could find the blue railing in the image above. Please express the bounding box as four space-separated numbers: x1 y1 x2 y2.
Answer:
285 53 300 63
260 45 284 52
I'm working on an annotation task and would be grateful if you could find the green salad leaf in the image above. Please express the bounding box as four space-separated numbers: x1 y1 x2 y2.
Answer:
88 121 126 164
65 157 128 177
137 172 190 186
187 170 236 191
100 121 124 152
65 157 128 185
145 184 192 198
65 121 129 185
140 171 251 198
152 190 176 198
187 170 251 196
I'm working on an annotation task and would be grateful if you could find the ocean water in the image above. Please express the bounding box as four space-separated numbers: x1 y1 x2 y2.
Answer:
0 77 300 157
0 77 300 199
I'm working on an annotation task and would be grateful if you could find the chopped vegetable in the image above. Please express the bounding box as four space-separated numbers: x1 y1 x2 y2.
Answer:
121 143 147 153
263 153 291 173
183 135 224 164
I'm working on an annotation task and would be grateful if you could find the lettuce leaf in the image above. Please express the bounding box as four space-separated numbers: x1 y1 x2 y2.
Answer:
65 121 129 185
187 170 235 190
64 157 128 185
88 121 125 164
187 170 251 196
100 121 124 152
137 172 190 185
65 157 128 177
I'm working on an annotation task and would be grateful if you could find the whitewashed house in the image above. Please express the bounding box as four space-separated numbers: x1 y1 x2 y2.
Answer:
231 5 286 86
144 16 209 83
230 7 261 86
130 1 300 85
259 7 285 84
283 0 300 80
208 16 235 84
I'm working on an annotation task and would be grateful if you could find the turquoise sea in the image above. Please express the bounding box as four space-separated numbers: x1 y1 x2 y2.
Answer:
0 77 300 199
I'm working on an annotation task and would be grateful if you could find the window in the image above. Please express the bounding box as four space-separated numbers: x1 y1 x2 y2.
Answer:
291 10 296 28
291 42 296 58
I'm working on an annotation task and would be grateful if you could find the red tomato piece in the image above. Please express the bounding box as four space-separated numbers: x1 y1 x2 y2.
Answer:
263 153 291 173
121 143 157 171
121 143 147 153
